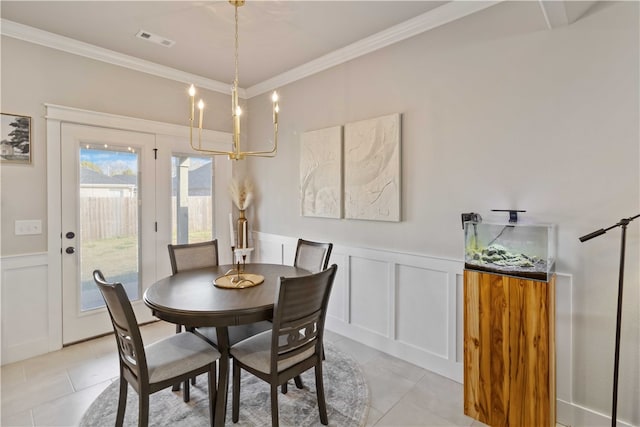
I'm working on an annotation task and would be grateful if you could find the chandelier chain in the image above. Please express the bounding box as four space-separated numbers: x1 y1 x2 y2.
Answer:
234 4 239 86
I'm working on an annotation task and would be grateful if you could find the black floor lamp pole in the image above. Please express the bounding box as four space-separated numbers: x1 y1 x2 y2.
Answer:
579 213 640 427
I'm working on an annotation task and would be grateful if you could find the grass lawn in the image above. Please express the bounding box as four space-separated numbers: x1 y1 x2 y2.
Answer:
80 231 213 290
78 230 212 310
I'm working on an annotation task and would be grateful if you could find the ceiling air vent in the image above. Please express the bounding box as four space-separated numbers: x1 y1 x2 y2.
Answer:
135 30 175 48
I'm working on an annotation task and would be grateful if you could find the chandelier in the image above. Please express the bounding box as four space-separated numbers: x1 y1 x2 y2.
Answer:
188 0 279 160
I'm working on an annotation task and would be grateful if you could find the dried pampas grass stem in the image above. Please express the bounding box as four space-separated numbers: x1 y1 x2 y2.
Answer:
230 178 254 210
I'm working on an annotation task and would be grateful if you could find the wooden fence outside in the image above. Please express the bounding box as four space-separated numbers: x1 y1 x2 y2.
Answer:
80 196 212 240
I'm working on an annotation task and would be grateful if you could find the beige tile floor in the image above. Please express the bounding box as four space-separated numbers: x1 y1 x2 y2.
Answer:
1 321 487 427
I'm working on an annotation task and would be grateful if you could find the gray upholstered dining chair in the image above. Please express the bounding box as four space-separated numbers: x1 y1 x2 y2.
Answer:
282 238 333 394
93 270 220 426
168 240 219 279
294 238 333 273
230 264 338 427
167 239 220 333
167 239 222 395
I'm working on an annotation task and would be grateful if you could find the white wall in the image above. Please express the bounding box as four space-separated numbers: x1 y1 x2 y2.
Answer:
0 36 231 256
246 2 639 426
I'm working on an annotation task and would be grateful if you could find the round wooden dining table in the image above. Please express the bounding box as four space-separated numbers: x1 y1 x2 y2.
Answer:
143 263 310 427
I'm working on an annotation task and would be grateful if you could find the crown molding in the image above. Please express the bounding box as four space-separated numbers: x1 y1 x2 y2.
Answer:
245 0 502 98
0 19 236 96
2 1 500 100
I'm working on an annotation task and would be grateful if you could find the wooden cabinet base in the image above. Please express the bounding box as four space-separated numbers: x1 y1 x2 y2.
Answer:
463 270 556 427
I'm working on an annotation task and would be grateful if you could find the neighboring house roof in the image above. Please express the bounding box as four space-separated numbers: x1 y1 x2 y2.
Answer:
80 164 211 195
172 163 212 196
80 167 136 187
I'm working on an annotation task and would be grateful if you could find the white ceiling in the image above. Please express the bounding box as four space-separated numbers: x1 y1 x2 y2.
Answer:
1 1 598 97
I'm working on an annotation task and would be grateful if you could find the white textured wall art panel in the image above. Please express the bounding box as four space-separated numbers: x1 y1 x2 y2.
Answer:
350 256 389 336
344 113 400 221
300 126 342 218
396 265 448 357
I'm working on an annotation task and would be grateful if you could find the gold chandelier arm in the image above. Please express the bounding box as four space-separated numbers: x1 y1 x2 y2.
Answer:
236 123 278 158
188 139 234 157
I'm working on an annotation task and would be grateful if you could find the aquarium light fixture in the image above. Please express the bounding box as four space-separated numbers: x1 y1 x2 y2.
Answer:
491 209 526 223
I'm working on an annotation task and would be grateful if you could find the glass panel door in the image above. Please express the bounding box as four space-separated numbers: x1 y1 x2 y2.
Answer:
61 124 156 344
171 155 214 244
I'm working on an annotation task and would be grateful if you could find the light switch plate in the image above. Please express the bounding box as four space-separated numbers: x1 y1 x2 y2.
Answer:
15 220 42 235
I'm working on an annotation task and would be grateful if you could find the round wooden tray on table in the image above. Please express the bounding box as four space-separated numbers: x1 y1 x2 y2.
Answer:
214 273 264 289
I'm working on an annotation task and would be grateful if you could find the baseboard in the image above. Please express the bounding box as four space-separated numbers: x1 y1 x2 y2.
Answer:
558 399 637 427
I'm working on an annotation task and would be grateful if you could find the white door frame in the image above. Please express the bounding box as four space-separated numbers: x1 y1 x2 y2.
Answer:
61 123 157 344
46 104 232 349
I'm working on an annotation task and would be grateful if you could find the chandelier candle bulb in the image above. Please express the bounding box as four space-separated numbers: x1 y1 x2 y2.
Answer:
189 85 196 121
198 100 204 129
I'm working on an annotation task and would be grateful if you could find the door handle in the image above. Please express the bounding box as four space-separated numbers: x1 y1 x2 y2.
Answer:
65 247 75 254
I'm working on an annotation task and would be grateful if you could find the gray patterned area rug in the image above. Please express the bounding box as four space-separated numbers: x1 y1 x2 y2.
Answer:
80 343 368 426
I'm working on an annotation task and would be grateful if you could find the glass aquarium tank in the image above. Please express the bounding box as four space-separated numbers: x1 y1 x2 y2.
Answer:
464 217 557 282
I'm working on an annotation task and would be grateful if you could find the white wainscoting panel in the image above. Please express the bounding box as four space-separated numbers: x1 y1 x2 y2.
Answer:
456 273 464 363
250 231 582 427
326 251 348 322
252 231 465 381
555 272 575 426
254 238 285 265
350 256 390 337
1 253 55 364
396 265 448 358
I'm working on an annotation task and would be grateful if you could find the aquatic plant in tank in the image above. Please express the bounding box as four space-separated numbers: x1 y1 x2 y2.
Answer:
463 211 556 282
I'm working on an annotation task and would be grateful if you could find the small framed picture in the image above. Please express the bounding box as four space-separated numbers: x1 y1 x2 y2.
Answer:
1 113 32 164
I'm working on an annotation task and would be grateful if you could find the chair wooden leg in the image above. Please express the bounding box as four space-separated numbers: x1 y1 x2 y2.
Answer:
208 366 217 427
315 364 328 425
294 375 304 389
270 383 279 427
180 328 196 386
183 379 190 402
232 361 241 423
281 381 288 394
139 392 149 427
172 325 184 391
116 378 127 427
